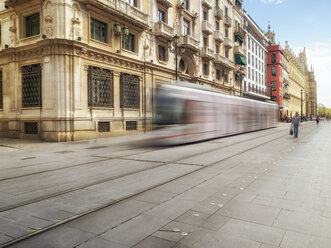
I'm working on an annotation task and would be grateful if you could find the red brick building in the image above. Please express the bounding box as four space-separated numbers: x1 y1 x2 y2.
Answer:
267 45 285 117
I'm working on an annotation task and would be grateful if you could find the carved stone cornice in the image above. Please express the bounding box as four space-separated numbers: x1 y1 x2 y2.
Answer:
76 47 144 72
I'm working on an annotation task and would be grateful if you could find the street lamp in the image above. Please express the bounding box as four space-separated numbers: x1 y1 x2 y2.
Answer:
168 34 185 81
301 89 303 120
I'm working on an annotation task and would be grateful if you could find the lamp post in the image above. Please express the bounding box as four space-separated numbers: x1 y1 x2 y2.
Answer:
301 89 303 120
168 34 185 81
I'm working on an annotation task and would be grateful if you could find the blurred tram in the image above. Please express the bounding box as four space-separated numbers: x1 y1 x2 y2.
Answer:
148 82 278 145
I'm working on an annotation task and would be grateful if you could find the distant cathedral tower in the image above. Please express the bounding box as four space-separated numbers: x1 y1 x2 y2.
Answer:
265 22 276 45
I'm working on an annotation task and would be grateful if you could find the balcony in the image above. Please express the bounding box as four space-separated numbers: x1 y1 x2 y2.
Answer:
224 15 232 27
202 0 212 9
81 0 150 29
234 0 243 13
201 47 214 60
234 45 245 56
156 0 173 8
155 21 173 39
202 20 213 34
214 7 223 20
234 25 245 39
224 37 233 48
177 1 198 19
179 35 200 52
215 54 235 69
214 30 224 42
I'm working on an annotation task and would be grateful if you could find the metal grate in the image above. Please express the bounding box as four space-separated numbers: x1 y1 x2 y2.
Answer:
98 121 110 132
24 122 38 134
88 66 113 107
0 71 2 109
126 121 137 131
120 73 140 108
22 64 42 107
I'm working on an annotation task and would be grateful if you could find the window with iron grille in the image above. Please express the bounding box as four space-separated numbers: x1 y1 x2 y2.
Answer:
0 70 2 109
120 73 140 108
126 121 137 131
25 13 40 37
98 122 110 132
88 66 113 107
22 64 42 107
24 122 38 134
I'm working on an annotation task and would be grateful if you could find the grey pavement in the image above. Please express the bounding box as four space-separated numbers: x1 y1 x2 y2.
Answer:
0 121 330 247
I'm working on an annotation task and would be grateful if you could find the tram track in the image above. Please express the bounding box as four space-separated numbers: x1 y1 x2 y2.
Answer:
0 127 285 183
0 124 315 248
0 127 287 213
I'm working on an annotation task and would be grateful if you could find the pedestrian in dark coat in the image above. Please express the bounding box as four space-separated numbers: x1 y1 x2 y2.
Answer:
292 112 301 138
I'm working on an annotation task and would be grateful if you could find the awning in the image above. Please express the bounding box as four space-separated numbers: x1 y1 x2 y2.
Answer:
235 35 243 43
235 55 247 65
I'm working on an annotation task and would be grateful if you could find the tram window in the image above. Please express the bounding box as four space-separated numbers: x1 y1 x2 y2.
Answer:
154 91 185 125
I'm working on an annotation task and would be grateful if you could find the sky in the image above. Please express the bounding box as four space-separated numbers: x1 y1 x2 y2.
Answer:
243 0 331 108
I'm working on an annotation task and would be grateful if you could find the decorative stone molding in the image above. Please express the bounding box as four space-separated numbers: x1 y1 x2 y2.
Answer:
71 17 80 25
9 26 16 33
45 15 53 23
74 46 144 72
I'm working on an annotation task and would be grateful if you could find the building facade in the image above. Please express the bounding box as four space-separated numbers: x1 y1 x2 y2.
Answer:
0 0 246 141
265 27 318 119
283 42 307 118
242 11 269 101
307 66 317 116
267 45 285 118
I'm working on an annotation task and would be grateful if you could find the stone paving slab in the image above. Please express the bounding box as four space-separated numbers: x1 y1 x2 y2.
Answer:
218 218 285 246
188 231 262 248
152 221 197 242
273 208 331 239
132 236 175 248
280 230 331 248
67 199 155 234
76 237 129 248
100 214 169 247
0 233 13 246
217 199 281 226
13 225 95 248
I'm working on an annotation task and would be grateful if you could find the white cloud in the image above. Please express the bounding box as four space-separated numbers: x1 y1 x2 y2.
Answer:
260 0 285 4
294 41 331 108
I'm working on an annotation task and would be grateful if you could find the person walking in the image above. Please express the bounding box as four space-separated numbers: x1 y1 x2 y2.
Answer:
316 116 319 125
292 112 301 138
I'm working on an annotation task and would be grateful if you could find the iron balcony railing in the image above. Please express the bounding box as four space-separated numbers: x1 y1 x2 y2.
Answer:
214 7 223 20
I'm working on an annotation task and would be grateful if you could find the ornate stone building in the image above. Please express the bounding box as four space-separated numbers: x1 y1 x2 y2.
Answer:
0 0 246 141
307 66 317 116
284 42 307 118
